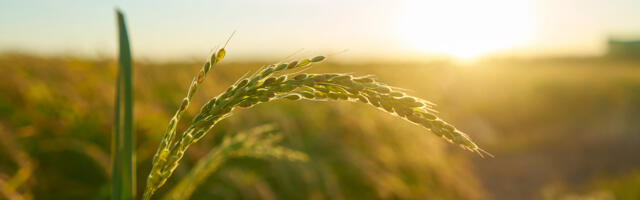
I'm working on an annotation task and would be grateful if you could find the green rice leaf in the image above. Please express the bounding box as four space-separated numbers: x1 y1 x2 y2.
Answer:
113 9 135 200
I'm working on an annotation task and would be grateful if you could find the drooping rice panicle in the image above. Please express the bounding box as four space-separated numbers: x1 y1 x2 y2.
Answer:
143 46 488 199
143 53 489 199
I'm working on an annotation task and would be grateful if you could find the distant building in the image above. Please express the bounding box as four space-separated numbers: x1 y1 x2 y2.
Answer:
607 38 640 58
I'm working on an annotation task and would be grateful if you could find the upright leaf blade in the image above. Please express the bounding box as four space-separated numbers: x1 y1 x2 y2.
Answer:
113 9 135 200
112 67 122 199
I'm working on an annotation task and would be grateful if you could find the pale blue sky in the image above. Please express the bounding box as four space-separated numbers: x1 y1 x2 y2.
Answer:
1 0 639 61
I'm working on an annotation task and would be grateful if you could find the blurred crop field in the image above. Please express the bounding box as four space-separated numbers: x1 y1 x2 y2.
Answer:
1 53 640 199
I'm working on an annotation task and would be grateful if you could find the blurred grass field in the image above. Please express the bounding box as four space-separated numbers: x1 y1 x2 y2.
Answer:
1 53 640 199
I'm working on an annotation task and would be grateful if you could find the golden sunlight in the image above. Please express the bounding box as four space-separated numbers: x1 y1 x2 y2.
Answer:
397 0 533 59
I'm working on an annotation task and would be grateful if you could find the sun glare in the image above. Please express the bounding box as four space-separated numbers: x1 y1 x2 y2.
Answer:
397 0 533 59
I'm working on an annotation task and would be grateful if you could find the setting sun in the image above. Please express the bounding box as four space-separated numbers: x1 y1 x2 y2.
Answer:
397 0 533 59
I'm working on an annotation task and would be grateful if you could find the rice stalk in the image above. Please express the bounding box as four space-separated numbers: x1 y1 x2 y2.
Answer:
142 37 231 200
143 46 489 200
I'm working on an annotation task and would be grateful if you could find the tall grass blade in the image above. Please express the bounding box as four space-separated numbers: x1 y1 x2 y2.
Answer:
113 9 135 200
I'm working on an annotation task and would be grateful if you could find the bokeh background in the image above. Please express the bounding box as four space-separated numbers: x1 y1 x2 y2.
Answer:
2 0 640 199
